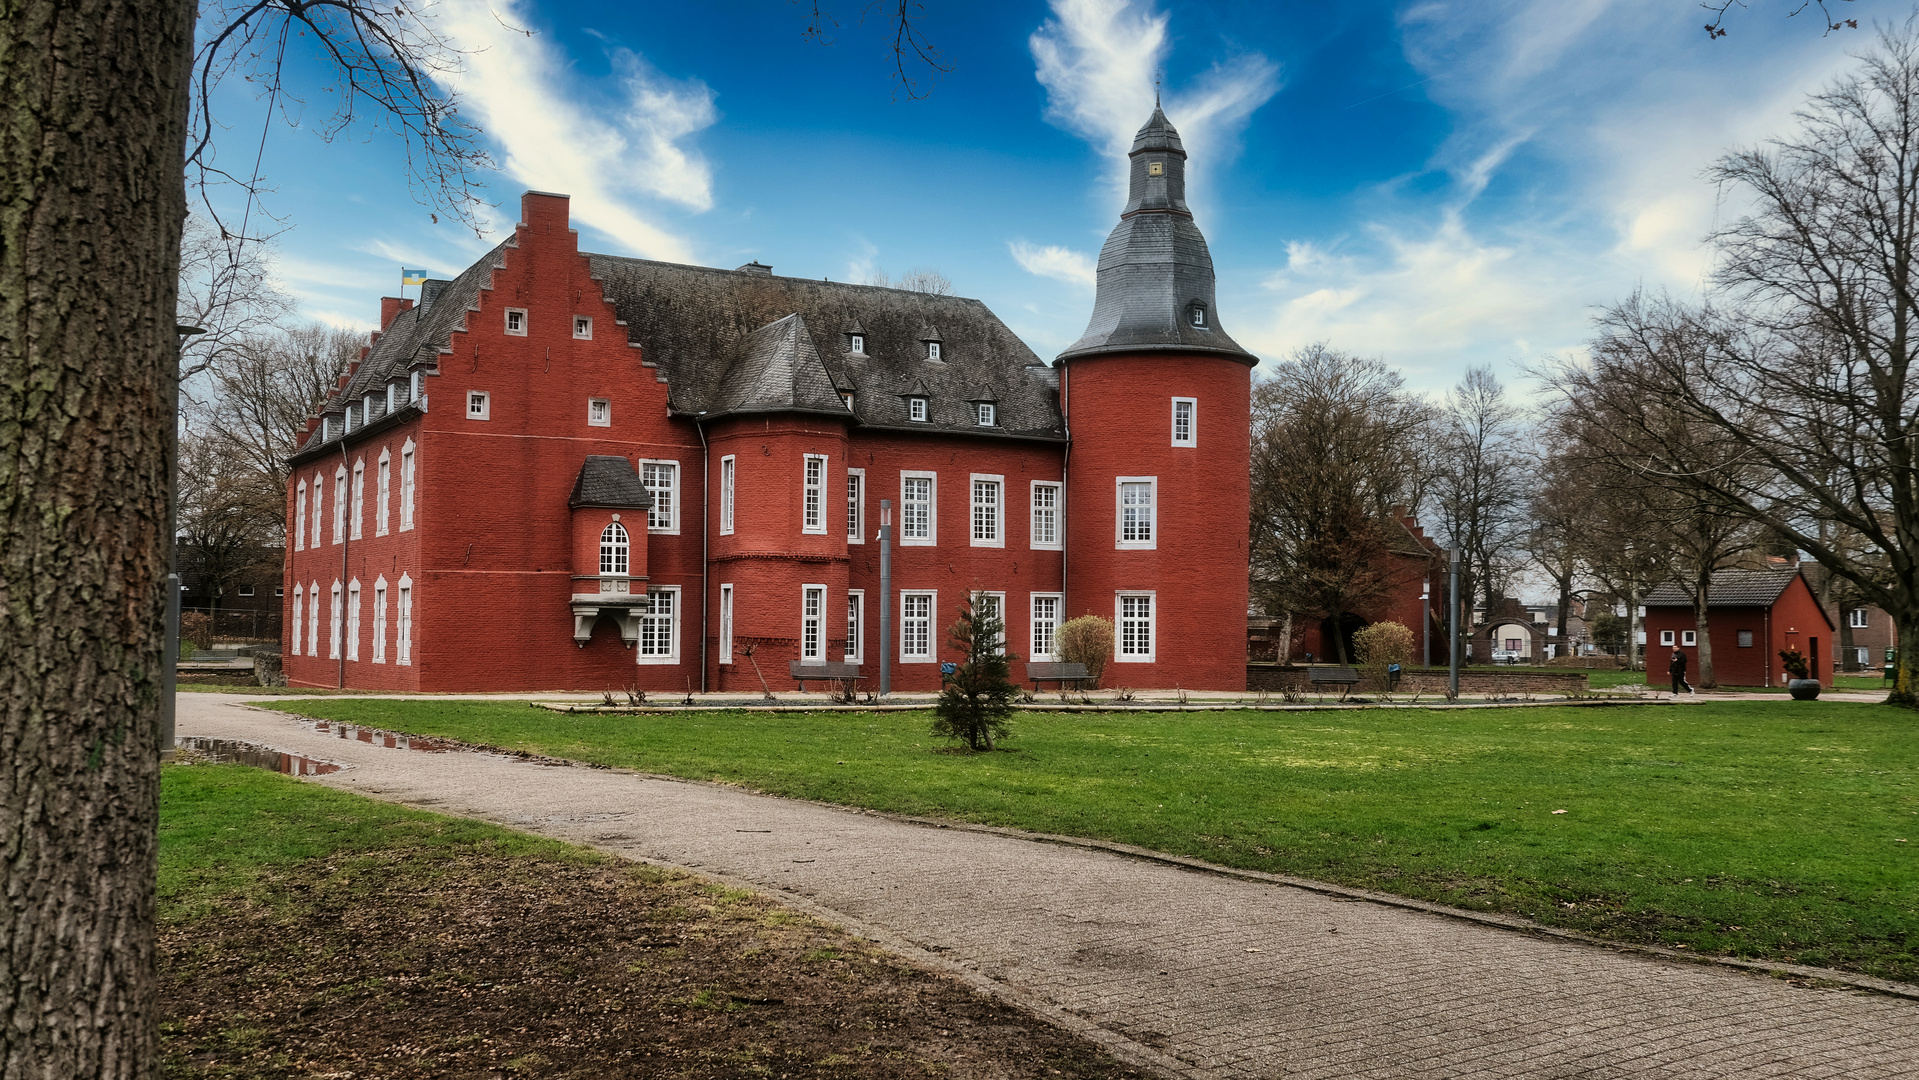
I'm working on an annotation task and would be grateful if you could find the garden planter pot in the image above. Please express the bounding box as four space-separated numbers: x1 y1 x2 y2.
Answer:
1788 679 1822 700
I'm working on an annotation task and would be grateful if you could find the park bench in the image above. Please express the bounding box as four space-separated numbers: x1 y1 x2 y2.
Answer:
1308 666 1362 695
789 660 862 694
1027 661 1090 691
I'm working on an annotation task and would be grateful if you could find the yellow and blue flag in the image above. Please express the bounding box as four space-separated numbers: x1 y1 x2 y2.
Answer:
401 268 429 286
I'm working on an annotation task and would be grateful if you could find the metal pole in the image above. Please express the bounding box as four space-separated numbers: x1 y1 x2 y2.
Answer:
164 325 204 755
1448 548 1461 699
879 499 892 698
1422 578 1431 670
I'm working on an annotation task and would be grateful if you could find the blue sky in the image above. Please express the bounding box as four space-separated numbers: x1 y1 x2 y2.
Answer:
208 0 1891 395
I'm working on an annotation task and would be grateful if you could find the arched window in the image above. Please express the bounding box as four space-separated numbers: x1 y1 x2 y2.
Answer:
600 521 630 575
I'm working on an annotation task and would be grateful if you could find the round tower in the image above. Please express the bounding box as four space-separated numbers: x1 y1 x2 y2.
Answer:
1058 107 1256 690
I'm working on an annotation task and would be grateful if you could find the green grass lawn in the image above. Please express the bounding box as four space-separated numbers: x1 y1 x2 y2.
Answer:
259 697 1919 982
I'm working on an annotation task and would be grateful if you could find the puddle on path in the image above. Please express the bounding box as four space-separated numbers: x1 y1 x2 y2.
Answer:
176 737 343 776
308 720 451 753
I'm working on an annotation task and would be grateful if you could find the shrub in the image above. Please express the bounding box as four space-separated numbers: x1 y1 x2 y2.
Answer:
1779 648 1810 680
1352 620 1413 690
931 593 1020 751
1055 615 1115 687
179 611 213 653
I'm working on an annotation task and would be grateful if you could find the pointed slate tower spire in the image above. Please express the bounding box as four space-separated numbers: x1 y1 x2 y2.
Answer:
1058 108 1255 364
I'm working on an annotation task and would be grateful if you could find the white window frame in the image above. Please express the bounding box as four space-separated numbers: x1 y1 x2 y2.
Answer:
573 315 593 340
295 481 307 551
1030 481 1062 550
1192 304 1208 328
290 586 303 657
588 398 611 427
372 577 388 663
976 591 1007 655
719 584 734 664
1660 629 1676 646
719 455 736 535
346 579 361 661
329 580 343 659
800 584 827 662
1030 592 1062 662
908 397 928 422
399 440 416 530
850 333 865 354
635 585 681 665
1116 477 1156 549
1116 591 1156 663
312 471 325 547
350 459 366 540
927 341 942 361
600 520 630 575
467 390 490 420
386 382 397 414
901 471 936 546
504 307 527 336
970 474 1004 548
308 579 321 658
845 589 864 663
846 468 865 544
640 459 680 534
1850 608 1869 628
802 454 828 535
332 468 348 545
410 369 424 403
1171 397 1196 447
900 590 937 663
238 584 254 597
376 448 391 536
396 575 413 665
977 402 996 427
1681 629 1697 646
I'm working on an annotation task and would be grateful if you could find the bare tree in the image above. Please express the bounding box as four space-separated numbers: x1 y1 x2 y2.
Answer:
864 266 955 294
1425 365 1534 621
1250 344 1434 665
1702 0 1859 39
1525 450 1591 655
176 213 291 381
177 428 284 623
193 322 361 500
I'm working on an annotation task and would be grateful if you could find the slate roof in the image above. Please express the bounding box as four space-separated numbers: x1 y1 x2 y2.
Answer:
705 313 846 419
568 456 654 510
1643 569 1801 607
1059 108 1256 366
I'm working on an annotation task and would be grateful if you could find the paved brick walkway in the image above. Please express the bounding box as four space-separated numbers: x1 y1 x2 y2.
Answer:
178 696 1919 1079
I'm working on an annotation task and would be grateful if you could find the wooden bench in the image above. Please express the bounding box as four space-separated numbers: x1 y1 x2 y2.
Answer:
1027 662 1090 691
1308 666 1362 693
789 661 862 693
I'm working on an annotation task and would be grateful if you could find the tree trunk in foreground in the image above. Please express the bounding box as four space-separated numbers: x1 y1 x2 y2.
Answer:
1 1 193 1076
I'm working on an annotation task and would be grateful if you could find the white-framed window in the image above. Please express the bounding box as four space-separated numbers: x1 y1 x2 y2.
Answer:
841 392 855 411
332 468 348 544
238 584 254 597
719 456 735 535
1660 629 1676 646
846 468 864 543
399 440 416 530
1030 481 1061 550
976 591 1006 655
295 481 307 551
641 460 679 533
329 580 343 659
1681 629 1697 646
1851 608 1870 628
636 586 680 664
600 520 630 575
308 580 321 658
901 590 936 662
1117 592 1155 662
376 449 391 536
386 382 397 414
970 474 1003 547
977 402 996 427
1117 477 1156 548
410 369 424 403
1030 593 1062 661
350 459 366 540
908 397 928 422
1191 304 1207 328
845 590 864 663
467 390 490 420
396 575 413 665
802 454 827 534
801 585 827 662
588 398 611 426
363 393 375 425
343 405 354 434
927 341 942 361
275 585 283 597
372 577 388 663
505 307 527 335
850 333 865 354
719 584 734 664
1172 397 1196 447
901 472 935 545
574 315 592 340
312 471 325 547
346 579 361 661
290 586 303 657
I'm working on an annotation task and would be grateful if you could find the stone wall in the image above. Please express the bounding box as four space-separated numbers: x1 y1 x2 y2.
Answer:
1247 665 1588 695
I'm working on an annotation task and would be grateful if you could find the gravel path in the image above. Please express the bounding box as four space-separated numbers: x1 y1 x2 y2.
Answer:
178 695 1919 1079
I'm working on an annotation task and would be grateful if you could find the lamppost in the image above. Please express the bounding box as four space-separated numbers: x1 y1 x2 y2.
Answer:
878 499 892 698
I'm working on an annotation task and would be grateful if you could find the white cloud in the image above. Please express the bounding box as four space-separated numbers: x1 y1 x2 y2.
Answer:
1008 241 1096 288
434 0 716 262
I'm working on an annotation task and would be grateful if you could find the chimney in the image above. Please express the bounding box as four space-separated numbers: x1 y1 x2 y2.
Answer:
735 261 773 276
379 296 415 330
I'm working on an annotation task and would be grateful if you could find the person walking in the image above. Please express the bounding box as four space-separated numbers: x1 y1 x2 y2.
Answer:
1669 647 1694 696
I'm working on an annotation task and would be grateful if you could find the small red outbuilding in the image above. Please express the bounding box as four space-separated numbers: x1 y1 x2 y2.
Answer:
1642 568 1836 688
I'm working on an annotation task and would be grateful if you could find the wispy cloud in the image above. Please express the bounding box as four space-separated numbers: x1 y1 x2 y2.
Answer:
434 0 716 262
1009 241 1097 288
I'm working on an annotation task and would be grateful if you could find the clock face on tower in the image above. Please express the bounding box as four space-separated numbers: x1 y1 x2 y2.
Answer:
1148 161 1164 176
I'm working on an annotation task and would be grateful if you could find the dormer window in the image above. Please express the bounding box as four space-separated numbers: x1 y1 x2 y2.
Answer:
1191 304 1208 329
363 393 375 422
321 415 332 441
386 382 397 412
409 369 424 402
850 334 865 354
976 403 996 427
842 393 855 411
926 341 941 362
343 406 354 433
908 397 928 422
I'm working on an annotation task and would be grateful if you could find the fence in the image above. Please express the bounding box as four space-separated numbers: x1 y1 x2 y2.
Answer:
179 605 281 647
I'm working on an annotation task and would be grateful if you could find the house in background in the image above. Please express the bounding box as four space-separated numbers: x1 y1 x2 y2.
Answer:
1642 568 1835 687
1285 511 1446 665
1473 598 1548 663
1831 603 1898 671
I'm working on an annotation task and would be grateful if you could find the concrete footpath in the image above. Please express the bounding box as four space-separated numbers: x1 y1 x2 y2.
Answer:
178 695 1919 1079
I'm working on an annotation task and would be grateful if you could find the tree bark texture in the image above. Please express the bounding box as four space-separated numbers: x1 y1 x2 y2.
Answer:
1 1 193 1076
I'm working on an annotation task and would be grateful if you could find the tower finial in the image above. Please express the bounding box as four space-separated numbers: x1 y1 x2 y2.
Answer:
1154 69 1162 108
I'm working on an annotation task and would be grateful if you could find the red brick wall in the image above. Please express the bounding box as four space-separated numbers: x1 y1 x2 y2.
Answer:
1060 352 1251 690
1642 573 1837 688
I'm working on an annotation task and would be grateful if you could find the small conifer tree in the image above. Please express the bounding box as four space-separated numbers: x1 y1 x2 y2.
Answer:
932 592 1020 751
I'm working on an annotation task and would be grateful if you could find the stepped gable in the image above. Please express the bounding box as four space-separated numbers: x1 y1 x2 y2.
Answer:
1059 107 1256 365
706 313 845 419
1644 569 1801 607
567 456 653 510
585 255 1065 440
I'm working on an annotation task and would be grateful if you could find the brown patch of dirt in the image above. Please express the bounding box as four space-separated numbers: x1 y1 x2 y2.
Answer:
159 853 1152 1079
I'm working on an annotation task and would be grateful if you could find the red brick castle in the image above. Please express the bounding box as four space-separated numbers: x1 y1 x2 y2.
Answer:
281 109 1258 691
